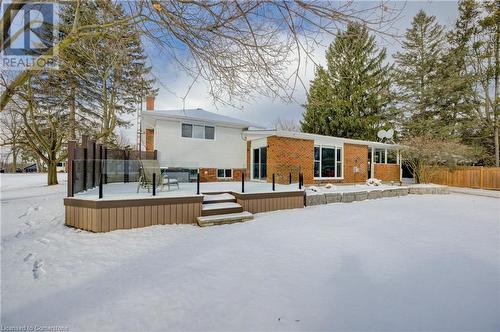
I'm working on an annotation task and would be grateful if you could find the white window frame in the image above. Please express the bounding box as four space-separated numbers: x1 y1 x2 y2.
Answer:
313 145 344 180
180 123 216 140
217 169 232 179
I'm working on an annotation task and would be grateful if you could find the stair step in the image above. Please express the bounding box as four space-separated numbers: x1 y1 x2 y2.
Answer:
197 211 254 227
203 193 236 204
201 202 243 216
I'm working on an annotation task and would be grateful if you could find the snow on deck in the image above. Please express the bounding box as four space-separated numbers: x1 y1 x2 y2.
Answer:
202 193 235 202
1 173 499 331
74 181 303 200
201 202 241 210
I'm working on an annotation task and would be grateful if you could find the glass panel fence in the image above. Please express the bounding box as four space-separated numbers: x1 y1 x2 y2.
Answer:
70 160 304 199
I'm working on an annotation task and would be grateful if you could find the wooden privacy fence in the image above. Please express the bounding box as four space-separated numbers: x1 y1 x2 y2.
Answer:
427 167 500 190
67 135 157 197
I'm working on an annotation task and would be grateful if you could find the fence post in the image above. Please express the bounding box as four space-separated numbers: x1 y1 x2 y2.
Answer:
299 173 302 190
83 147 87 190
242 171 245 193
123 150 129 183
99 171 103 199
67 140 76 197
289 172 292 184
152 173 156 196
154 149 158 160
70 160 75 197
196 172 200 195
272 173 275 191
98 144 102 185
91 141 96 188
104 147 108 184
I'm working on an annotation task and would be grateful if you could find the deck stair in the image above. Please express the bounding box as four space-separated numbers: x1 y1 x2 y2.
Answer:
198 193 254 226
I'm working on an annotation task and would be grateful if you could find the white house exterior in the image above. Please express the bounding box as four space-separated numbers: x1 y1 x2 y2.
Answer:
141 97 402 183
142 109 257 169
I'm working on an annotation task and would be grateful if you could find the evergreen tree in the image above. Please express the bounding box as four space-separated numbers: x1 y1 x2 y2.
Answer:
436 4 479 140
59 0 155 145
393 10 446 137
301 23 392 140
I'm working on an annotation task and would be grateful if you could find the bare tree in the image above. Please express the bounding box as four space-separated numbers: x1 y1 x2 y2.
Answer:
273 117 301 132
400 135 479 183
1 0 402 111
0 109 23 172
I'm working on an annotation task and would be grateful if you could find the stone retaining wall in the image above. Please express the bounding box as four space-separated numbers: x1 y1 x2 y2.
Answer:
305 186 449 206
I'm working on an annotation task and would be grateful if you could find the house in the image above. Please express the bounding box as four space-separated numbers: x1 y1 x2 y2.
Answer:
142 96 401 184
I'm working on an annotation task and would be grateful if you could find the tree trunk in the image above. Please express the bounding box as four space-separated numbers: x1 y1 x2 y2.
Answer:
47 161 58 185
11 146 17 172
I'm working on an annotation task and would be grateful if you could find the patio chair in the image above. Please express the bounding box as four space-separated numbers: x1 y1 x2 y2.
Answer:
163 174 179 191
137 160 163 193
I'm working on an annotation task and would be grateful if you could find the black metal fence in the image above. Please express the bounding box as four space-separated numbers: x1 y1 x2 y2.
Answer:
67 135 156 197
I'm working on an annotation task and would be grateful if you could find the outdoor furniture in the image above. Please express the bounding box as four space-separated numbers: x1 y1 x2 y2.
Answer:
164 174 179 191
137 160 161 193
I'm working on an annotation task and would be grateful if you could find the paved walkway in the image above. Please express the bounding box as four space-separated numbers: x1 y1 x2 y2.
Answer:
449 187 500 198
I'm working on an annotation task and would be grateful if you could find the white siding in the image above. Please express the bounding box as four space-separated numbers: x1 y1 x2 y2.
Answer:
154 119 247 169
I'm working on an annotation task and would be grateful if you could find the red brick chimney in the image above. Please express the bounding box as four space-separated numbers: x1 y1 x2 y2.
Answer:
146 95 155 111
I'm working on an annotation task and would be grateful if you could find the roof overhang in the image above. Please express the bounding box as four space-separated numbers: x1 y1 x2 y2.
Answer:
243 129 401 149
141 111 263 129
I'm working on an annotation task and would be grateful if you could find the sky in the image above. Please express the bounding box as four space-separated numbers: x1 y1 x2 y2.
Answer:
124 0 460 144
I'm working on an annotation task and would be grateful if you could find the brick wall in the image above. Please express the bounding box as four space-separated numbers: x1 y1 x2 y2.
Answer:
343 143 368 183
199 168 217 182
146 96 155 110
145 129 154 151
267 136 314 184
374 164 400 182
199 168 248 182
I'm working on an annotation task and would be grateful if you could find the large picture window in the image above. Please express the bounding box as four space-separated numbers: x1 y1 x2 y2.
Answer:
181 123 215 140
314 145 343 178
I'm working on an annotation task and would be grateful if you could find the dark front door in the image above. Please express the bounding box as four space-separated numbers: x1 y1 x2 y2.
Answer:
253 147 267 180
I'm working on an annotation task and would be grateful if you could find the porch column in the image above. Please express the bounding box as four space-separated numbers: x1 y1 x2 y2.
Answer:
370 146 375 178
384 148 387 164
398 150 403 182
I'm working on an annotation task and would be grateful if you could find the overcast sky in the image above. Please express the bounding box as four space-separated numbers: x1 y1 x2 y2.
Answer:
124 1 460 143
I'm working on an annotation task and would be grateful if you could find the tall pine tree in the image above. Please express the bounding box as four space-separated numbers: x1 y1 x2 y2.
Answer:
393 10 446 138
301 23 392 140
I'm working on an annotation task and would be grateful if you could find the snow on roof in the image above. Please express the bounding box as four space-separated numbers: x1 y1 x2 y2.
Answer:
142 108 263 128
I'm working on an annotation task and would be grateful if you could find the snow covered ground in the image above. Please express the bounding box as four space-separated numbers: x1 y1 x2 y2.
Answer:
1 173 499 331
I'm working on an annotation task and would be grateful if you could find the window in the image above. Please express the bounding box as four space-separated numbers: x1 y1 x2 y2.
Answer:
181 124 192 138
374 148 385 163
314 147 320 177
314 145 342 178
181 123 215 140
217 169 232 178
321 147 335 178
205 126 215 139
387 150 398 164
193 125 204 139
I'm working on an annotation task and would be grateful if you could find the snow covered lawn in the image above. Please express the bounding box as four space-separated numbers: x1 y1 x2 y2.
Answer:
1 174 499 331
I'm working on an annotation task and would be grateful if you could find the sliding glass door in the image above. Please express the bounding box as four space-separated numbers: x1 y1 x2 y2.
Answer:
252 147 267 180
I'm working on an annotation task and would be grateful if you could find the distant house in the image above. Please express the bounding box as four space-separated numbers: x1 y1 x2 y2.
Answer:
142 96 401 184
